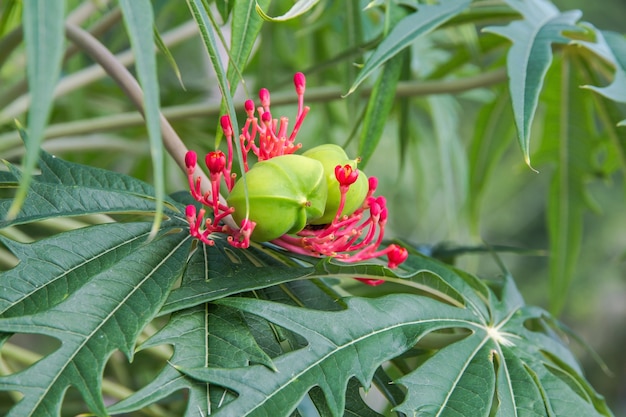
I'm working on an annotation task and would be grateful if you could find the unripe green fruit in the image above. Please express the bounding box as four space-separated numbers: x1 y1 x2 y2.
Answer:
227 154 327 242
302 144 368 225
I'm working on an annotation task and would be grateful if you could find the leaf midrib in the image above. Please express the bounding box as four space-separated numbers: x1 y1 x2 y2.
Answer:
28 234 191 414
245 317 481 416
0 230 150 315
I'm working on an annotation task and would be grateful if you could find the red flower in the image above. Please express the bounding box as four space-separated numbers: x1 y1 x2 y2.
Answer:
205 151 226 175
184 72 408 277
334 164 359 187
387 245 408 269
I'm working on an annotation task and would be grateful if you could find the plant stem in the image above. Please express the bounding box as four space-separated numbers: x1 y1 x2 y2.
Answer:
0 69 507 150
0 0 117 110
0 18 197 121
63 22 236 227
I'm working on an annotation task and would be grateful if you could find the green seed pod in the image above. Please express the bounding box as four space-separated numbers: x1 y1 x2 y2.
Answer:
302 144 368 225
227 154 327 242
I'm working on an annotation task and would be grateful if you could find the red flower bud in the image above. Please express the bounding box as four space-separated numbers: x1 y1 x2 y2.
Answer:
220 115 233 136
244 99 255 115
185 151 197 171
356 278 385 286
368 176 378 192
259 88 270 108
387 244 408 269
294 72 306 95
185 204 196 220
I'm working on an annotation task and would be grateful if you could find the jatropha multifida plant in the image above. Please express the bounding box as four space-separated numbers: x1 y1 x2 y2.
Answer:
184 73 407 280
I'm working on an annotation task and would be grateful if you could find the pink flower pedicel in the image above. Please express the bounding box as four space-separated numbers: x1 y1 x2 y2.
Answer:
185 73 408 276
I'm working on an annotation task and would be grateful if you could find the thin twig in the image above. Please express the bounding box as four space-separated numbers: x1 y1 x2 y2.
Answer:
0 69 508 150
0 19 198 121
63 23 234 226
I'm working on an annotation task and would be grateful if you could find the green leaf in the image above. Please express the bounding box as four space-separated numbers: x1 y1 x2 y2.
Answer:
153 25 185 89
229 0 270 90
0 228 191 417
347 0 471 95
118 0 165 238
215 0 234 22
467 88 515 231
357 4 408 169
255 0 320 22
483 0 582 168
0 150 177 229
8 0 65 219
159 239 312 315
0 222 154 318
395 336 497 416
537 54 597 315
179 273 611 416
578 28 626 125
186 0 248 202
0 0 20 38
160 247 474 316
181 294 476 416
108 303 273 416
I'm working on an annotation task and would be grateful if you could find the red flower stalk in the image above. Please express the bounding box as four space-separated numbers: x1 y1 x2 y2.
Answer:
185 73 408 279
272 178 405 271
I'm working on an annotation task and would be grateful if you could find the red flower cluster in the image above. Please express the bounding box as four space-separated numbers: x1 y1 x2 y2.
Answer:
184 73 407 276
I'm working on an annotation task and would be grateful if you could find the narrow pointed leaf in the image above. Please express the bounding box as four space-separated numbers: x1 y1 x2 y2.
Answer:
537 56 597 315
255 0 319 22
357 4 408 169
347 0 471 95
153 26 185 89
467 88 515 229
483 0 582 167
186 0 248 198
229 0 271 89
118 0 165 237
8 0 65 219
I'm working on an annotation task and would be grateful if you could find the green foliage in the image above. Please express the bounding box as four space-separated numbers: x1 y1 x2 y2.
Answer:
9 0 65 219
1 0 625 415
0 152 613 416
118 0 165 237
483 0 583 168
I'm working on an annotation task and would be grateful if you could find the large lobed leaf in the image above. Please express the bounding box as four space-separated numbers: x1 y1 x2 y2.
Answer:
0 150 192 416
177 255 612 417
0 227 191 416
0 152 613 416
0 148 178 229
576 26 626 126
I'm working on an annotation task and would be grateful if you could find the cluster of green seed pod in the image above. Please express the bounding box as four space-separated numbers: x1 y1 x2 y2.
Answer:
227 144 368 242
